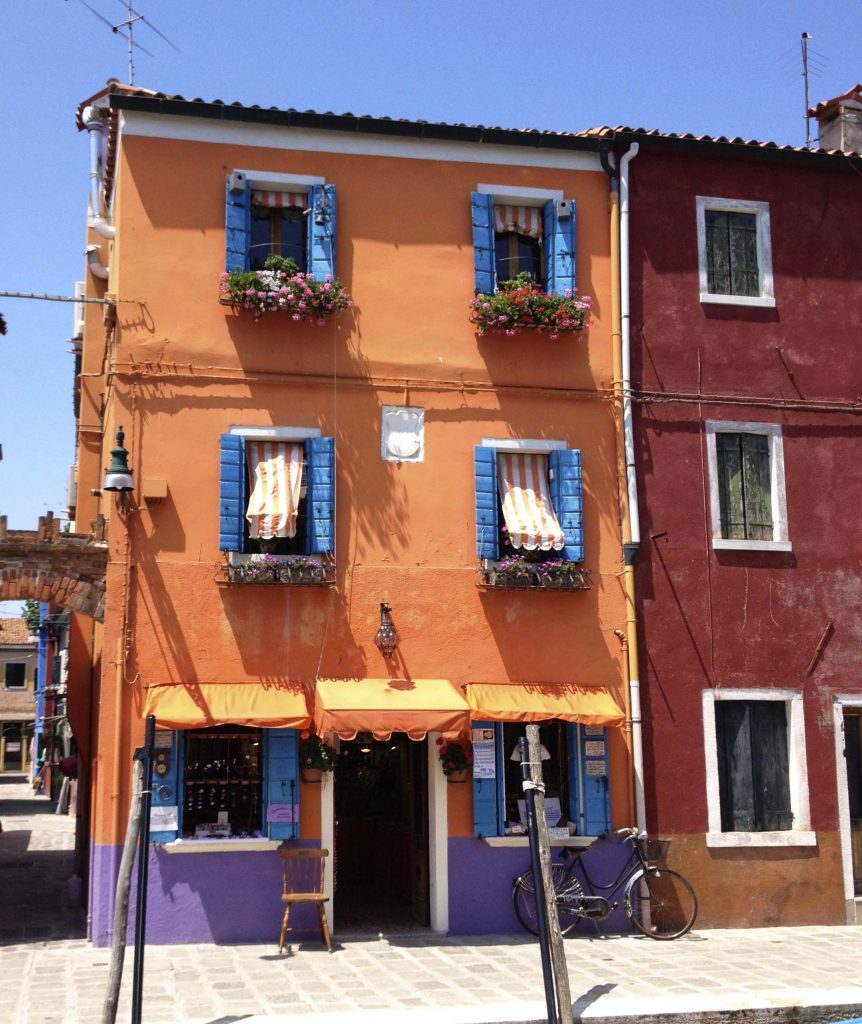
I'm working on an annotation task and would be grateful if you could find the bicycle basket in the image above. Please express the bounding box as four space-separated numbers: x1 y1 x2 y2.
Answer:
639 837 670 864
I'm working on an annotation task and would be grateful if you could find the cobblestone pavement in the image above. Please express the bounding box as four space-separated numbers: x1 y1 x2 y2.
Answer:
3 774 862 1024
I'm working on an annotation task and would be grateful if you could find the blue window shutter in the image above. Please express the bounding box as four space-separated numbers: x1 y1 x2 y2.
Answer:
305 436 335 554
219 433 245 552
542 198 577 296
150 731 179 844
307 184 337 281
471 192 496 294
267 728 300 840
548 448 584 562
225 174 251 272
474 446 500 560
572 725 610 836
472 721 503 838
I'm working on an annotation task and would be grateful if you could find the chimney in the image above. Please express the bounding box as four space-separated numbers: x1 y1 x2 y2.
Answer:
810 84 862 153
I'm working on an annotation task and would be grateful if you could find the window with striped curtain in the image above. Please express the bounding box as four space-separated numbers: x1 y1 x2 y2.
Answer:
496 452 564 552
493 205 543 285
250 190 308 272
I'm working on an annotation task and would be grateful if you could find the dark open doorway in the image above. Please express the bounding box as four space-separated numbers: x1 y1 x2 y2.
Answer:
334 733 430 933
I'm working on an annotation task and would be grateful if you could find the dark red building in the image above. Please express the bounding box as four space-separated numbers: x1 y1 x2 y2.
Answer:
597 92 862 928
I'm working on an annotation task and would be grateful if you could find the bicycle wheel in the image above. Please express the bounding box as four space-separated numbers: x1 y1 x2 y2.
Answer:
513 865 584 937
625 867 697 939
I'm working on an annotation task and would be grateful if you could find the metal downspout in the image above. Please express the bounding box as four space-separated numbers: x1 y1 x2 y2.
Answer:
603 142 646 834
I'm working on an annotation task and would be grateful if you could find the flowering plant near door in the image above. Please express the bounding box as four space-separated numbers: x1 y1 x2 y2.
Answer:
300 733 337 777
436 737 473 779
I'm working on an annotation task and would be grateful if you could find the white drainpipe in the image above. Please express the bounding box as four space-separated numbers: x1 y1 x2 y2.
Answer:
619 142 646 834
82 105 116 242
86 245 109 280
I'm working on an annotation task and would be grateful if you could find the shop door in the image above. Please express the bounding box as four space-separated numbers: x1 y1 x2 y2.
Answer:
334 733 430 932
844 712 862 895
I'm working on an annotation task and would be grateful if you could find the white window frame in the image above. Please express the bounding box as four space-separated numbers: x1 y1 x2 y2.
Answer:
227 424 321 566
703 687 815 848
234 170 325 193
695 196 775 308
704 420 791 552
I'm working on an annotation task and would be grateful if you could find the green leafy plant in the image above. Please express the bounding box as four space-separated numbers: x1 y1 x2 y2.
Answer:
219 254 353 323
435 737 473 776
300 732 337 772
470 272 591 338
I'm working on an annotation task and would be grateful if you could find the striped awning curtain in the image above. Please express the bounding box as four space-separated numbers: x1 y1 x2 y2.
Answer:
497 452 564 552
245 442 304 540
494 205 542 240
251 190 307 209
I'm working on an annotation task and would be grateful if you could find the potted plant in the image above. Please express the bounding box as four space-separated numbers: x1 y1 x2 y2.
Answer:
219 254 353 323
227 554 281 584
300 732 337 782
435 736 473 782
278 555 325 585
469 273 591 339
494 554 534 588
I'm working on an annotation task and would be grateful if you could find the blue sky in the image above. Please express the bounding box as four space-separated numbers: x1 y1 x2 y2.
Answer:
1 0 859 614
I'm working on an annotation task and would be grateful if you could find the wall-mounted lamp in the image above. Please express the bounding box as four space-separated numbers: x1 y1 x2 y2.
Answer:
102 425 134 512
374 602 399 660
314 198 327 226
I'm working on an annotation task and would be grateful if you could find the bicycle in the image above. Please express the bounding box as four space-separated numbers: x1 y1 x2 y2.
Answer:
512 826 698 940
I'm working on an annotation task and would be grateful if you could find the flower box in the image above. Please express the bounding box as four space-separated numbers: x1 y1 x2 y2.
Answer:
219 255 353 323
479 559 591 592
470 273 591 339
223 556 332 587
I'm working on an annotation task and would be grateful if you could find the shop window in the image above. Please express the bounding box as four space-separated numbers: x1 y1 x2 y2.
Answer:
148 727 300 845
472 720 609 839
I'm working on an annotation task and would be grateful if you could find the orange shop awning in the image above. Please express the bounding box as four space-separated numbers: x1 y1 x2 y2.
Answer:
143 682 311 730
465 683 625 727
312 678 470 741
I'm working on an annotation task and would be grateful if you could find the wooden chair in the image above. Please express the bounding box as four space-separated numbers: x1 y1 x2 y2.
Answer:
278 848 333 953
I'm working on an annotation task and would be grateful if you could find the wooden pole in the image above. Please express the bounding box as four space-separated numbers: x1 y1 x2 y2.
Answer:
101 757 142 1024
526 723 572 1023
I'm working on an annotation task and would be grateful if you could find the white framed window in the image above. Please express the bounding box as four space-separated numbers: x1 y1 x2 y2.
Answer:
703 688 815 848
705 421 790 552
696 196 774 307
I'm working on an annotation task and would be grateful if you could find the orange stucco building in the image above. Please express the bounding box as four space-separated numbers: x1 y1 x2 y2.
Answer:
73 83 633 945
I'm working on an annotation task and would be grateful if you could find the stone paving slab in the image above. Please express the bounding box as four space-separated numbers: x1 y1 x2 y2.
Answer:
4 775 862 1024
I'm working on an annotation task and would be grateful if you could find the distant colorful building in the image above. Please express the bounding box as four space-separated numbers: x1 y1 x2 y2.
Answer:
0 617 37 774
71 84 635 945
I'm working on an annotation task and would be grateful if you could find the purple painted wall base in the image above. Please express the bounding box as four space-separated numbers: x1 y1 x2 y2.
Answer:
447 836 634 937
90 842 321 946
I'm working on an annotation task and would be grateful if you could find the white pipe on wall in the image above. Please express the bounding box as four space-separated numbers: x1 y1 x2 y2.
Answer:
82 106 116 242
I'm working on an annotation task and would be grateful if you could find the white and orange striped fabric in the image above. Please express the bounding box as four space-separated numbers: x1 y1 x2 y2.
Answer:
494 205 543 240
245 442 304 540
251 190 307 209
497 452 564 552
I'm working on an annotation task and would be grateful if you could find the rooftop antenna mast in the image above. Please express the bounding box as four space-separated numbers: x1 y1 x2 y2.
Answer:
78 1 180 84
801 31 812 148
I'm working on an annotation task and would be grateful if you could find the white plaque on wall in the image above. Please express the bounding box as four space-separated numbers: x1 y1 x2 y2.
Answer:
381 406 425 463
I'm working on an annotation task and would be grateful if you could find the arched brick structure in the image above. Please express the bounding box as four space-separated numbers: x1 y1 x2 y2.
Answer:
0 515 107 621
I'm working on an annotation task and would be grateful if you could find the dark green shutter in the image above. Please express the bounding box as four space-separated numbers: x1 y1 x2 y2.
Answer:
706 210 758 297
716 432 772 541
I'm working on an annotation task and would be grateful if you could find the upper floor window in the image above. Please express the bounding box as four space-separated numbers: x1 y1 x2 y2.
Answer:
474 440 584 563
696 197 774 307
471 187 575 295
4 663 26 689
705 421 790 552
226 171 336 280
219 428 335 558
250 190 308 272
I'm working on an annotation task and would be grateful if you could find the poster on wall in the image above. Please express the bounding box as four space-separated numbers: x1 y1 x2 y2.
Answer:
149 805 178 832
471 727 496 778
267 803 299 824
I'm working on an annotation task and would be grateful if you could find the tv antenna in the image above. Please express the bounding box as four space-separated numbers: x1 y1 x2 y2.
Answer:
78 0 180 84
801 31 812 148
